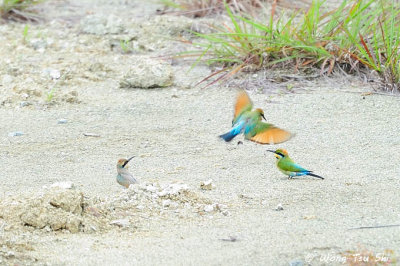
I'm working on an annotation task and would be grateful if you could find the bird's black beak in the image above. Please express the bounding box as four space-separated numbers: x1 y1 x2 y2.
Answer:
265 150 278 156
261 114 266 121
122 156 134 168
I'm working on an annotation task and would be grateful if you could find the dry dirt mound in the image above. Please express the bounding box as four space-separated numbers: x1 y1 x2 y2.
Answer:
0 182 227 234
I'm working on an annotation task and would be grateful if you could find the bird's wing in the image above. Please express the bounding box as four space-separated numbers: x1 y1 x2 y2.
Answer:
278 158 308 173
234 90 253 121
247 121 292 144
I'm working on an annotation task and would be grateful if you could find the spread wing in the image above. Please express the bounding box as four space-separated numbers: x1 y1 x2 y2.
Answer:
248 122 292 144
234 90 253 121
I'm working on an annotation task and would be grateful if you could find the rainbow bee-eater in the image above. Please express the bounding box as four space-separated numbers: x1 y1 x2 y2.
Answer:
267 149 324 180
219 90 292 144
116 156 137 188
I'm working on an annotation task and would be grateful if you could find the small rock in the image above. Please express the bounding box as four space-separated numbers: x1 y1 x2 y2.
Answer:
138 15 193 37
204 204 214 212
80 15 106 34
85 206 102 217
289 260 304 266
57 119 68 124
65 216 82 233
50 181 74 190
275 203 284 211
200 179 213 190
30 38 47 50
8 131 24 137
19 101 31 107
157 183 189 197
5 251 15 258
162 199 171 207
303 215 316 220
42 68 60 80
105 14 124 34
2 74 13 85
80 14 124 35
220 236 238 242
145 185 157 193
120 57 173 89
49 69 61 80
62 90 79 103
110 219 130 228
221 210 230 216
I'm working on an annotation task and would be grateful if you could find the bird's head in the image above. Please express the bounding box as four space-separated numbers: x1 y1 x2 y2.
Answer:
255 108 266 121
267 149 288 159
117 156 134 169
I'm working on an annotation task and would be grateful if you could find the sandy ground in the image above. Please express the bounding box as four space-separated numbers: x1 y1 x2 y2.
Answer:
0 0 400 265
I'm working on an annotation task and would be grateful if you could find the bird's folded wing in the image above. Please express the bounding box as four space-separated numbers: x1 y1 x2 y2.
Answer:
278 160 308 173
234 90 253 120
249 122 292 144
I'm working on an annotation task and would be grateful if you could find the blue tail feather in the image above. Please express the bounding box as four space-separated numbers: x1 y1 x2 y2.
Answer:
291 171 324 179
220 121 243 142
220 131 237 142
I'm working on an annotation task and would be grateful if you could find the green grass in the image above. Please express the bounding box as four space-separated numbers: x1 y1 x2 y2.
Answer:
119 39 131 54
190 0 400 92
46 87 56 102
0 0 44 22
343 1 400 91
22 24 29 43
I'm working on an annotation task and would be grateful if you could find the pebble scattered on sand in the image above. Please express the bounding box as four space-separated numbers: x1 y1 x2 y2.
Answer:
200 179 213 190
8 131 24 137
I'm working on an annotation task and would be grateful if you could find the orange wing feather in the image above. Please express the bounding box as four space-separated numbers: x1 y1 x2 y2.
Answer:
234 90 253 119
250 127 292 144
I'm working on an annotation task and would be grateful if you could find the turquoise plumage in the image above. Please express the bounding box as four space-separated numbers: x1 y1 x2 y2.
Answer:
220 90 293 144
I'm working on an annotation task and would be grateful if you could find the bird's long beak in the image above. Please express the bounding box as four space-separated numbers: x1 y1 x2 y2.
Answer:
261 114 266 121
122 156 134 168
266 150 280 159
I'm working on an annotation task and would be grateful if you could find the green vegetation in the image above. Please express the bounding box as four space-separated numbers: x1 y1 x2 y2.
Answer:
46 87 56 102
119 39 133 54
0 0 43 22
189 0 400 92
22 24 29 43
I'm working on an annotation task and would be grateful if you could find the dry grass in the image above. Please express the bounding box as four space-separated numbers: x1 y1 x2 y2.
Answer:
0 0 44 22
158 0 310 17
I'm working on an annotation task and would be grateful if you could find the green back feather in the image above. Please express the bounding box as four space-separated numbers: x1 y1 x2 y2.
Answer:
277 157 308 173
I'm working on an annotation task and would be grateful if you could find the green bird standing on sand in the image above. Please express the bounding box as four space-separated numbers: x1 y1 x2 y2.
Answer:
267 149 324 180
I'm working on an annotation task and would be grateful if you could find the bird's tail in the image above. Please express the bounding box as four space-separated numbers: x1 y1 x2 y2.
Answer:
219 130 238 142
220 121 244 142
307 172 324 180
